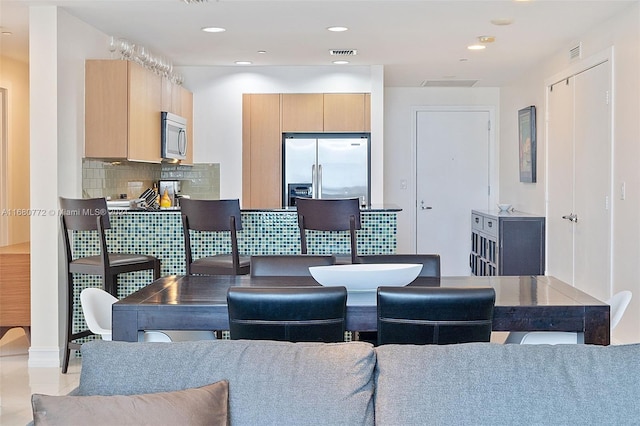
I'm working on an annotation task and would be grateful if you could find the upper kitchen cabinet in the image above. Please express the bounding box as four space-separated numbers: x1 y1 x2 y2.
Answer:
281 93 371 132
323 93 369 132
85 60 162 162
180 88 194 165
281 94 324 132
161 77 194 164
242 94 282 208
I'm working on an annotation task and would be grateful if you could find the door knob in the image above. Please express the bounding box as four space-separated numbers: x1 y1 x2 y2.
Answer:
562 213 578 223
420 200 433 210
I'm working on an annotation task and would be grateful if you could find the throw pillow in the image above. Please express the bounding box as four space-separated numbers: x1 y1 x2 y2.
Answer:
31 380 229 426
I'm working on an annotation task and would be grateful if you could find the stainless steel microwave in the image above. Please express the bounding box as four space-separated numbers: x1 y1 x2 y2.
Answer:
161 111 187 160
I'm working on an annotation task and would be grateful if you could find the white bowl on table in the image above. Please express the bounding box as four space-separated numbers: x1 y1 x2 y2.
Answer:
308 263 423 291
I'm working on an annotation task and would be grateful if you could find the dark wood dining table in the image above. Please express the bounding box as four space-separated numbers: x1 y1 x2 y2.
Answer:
111 274 611 345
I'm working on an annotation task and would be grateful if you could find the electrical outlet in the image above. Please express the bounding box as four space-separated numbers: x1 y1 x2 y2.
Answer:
400 179 407 190
621 182 626 200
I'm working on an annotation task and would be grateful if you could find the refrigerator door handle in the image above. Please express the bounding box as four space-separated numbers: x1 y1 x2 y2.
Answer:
318 164 322 199
311 164 316 198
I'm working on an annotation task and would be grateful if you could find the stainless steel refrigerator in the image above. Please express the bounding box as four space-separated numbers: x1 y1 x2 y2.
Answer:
283 133 370 207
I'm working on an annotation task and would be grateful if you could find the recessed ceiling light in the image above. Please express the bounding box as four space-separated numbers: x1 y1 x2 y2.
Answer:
467 44 486 51
201 27 226 33
478 36 496 43
235 61 252 65
1 31 12 36
257 50 267 54
327 26 348 32
332 60 349 65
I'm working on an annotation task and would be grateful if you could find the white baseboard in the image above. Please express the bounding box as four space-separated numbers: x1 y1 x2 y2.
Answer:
28 346 61 368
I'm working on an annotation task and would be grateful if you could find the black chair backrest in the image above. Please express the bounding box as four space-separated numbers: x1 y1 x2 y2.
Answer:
180 198 243 231
227 286 347 342
250 255 336 277
59 197 111 265
357 254 441 278
296 198 361 263
377 286 495 345
296 197 361 231
59 197 111 230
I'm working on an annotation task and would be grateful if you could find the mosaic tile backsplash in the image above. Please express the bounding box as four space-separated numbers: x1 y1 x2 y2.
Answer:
82 160 220 200
70 210 397 347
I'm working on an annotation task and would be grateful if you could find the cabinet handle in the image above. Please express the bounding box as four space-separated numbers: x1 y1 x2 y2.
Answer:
487 221 493 228
475 217 479 224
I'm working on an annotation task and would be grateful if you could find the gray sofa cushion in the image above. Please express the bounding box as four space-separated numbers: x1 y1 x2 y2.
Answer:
79 340 375 426
374 343 640 426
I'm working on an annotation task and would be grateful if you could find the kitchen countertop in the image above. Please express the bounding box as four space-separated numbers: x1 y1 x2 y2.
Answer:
109 204 402 213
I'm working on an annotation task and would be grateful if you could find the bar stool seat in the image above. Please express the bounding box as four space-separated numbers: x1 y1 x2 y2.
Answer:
70 253 156 270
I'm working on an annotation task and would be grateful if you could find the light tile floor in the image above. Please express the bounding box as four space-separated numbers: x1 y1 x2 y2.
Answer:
0 328 81 426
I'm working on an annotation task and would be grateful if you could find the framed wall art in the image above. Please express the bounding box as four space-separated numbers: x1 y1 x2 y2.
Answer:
518 105 536 183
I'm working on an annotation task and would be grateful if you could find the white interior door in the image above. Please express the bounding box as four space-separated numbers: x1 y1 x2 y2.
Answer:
546 60 611 301
573 62 611 301
546 78 575 284
416 109 491 276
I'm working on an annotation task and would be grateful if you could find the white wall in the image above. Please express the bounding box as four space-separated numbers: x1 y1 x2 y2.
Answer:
499 3 640 344
180 65 384 204
29 6 110 366
383 87 500 253
0 56 30 245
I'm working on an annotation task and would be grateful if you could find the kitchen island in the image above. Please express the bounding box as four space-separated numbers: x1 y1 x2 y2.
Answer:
70 206 400 336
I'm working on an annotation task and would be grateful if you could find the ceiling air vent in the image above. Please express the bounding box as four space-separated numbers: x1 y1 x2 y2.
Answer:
420 80 478 88
569 43 582 61
329 49 357 56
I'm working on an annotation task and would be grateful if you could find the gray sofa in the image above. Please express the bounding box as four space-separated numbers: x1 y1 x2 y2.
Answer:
34 340 640 425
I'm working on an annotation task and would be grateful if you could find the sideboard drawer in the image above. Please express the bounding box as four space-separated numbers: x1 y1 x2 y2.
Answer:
472 213 483 231
483 216 497 237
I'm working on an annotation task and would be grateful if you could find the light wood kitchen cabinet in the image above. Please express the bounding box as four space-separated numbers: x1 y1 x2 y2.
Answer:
281 94 324 132
242 94 282 208
364 93 371 132
161 77 194 164
323 93 367 132
85 60 162 162
161 77 178 114
281 93 371 132
180 87 194 165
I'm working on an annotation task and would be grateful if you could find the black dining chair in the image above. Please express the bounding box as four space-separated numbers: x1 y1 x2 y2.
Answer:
227 286 347 342
59 197 161 373
354 253 441 343
181 198 250 275
377 286 495 345
296 197 361 264
250 254 336 277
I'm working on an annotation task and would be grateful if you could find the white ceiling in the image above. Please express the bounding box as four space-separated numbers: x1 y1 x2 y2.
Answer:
0 0 636 87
